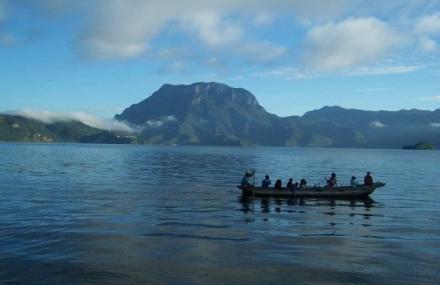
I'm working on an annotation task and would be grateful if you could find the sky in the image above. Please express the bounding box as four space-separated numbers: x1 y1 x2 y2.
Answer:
1 0 440 119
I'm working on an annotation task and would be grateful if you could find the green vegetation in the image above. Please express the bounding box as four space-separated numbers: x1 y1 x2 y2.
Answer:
0 115 57 142
2 82 440 147
115 82 440 148
402 142 436 150
0 114 141 144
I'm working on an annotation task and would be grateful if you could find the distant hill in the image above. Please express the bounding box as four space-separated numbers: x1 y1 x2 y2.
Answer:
1 82 439 148
0 114 140 144
116 82 440 148
302 106 440 148
402 142 436 150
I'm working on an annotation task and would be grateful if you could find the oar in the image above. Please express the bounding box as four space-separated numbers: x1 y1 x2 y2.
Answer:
314 177 326 187
252 169 256 213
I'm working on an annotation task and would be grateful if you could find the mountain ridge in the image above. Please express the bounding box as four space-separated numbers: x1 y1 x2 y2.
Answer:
115 82 440 148
1 82 439 148
0 114 140 144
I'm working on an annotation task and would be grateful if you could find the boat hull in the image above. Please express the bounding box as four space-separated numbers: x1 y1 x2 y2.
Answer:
238 182 385 198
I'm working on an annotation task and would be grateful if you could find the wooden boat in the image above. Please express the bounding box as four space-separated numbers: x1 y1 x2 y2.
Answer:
237 182 386 198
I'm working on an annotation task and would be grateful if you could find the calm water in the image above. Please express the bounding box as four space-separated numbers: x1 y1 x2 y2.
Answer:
0 144 439 284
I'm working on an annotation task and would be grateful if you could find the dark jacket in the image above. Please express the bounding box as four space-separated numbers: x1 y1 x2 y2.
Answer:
364 175 373 186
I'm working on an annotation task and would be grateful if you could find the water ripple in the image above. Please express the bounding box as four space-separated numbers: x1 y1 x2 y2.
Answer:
0 144 439 284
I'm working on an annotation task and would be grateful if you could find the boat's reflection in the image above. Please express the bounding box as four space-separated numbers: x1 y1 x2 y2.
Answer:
239 195 376 214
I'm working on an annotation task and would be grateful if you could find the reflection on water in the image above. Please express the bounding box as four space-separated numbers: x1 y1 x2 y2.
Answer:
239 196 376 215
0 144 439 284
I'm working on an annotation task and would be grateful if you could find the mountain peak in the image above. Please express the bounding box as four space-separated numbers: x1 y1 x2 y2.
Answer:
154 82 260 107
162 81 228 87
115 82 262 126
158 82 251 100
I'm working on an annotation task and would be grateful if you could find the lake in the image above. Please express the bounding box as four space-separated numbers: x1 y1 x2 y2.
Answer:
0 143 439 284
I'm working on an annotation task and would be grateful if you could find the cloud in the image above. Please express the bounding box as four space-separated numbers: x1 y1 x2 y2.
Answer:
204 57 221 66
346 63 424 76
430 122 440 127
181 11 242 47
415 95 440 101
253 13 273 26
5 0 437 79
32 0 350 61
253 67 309 80
6 109 134 132
369 120 386 128
80 39 147 59
414 13 440 54
158 61 187 74
224 75 244 81
75 1 246 59
145 115 177 128
237 41 287 63
255 62 423 79
168 61 186 72
157 48 187 60
355 87 391 93
304 17 401 71
76 0 170 59
417 36 438 53
415 13 440 35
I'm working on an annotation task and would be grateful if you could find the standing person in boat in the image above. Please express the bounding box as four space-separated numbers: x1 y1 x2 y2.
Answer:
241 170 255 188
261 175 271 188
274 179 282 190
326 173 337 188
350 176 359 187
364 171 374 186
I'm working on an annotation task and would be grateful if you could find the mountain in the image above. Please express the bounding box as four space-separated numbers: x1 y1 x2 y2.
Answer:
0 114 140 144
302 106 440 148
116 82 440 148
1 82 439 148
116 82 304 146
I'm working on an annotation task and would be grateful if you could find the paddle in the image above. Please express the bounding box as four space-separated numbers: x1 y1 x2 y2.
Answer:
314 177 327 187
252 169 256 212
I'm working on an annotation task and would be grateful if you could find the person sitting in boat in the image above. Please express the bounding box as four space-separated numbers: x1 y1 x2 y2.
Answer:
350 176 359 187
326 173 337 188
299 179 307 189
274 179 282 190
261 175 271 188
241 170 255 187
287 178 299 190
286 178 293 189
364 171 374 186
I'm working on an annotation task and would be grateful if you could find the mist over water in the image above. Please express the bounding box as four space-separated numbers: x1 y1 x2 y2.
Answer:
0 144 439 284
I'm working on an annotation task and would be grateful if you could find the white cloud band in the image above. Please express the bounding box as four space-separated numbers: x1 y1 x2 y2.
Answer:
5 109 134 132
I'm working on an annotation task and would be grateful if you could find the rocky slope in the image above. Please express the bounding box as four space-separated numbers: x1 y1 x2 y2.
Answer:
116 82 440 148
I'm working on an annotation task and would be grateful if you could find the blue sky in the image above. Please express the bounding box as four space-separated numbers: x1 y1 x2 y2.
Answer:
1 0 440 119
